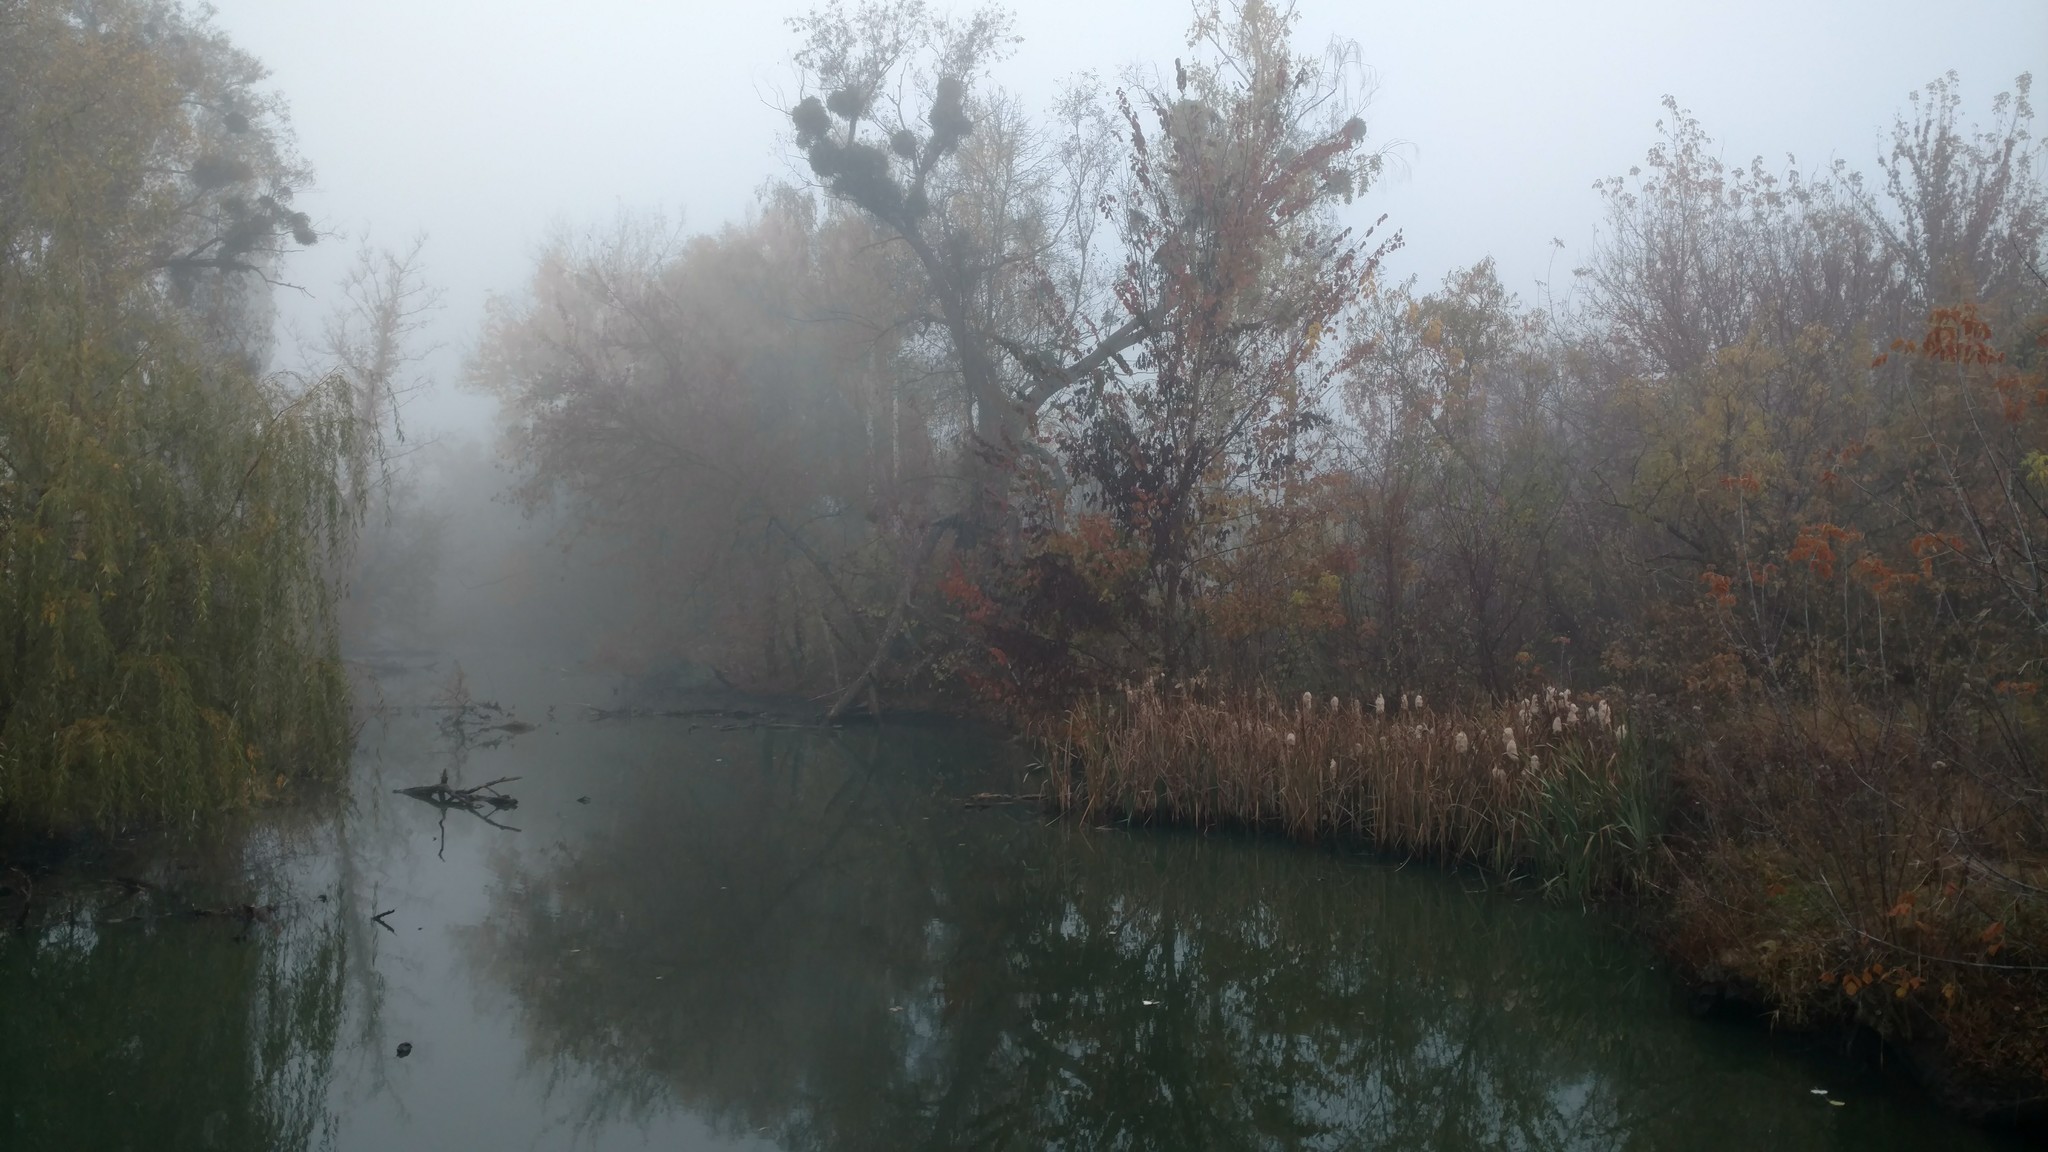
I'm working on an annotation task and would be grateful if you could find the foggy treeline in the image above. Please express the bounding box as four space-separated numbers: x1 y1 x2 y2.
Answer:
471 1 2043 734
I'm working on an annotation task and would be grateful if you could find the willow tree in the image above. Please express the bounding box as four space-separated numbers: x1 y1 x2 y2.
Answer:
0 1 359 834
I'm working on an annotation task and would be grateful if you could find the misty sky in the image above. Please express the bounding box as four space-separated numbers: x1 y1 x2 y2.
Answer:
207 0 2048 437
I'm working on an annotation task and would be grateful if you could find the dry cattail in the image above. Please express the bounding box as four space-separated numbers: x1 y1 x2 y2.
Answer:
1597 699 1611 727
1329 696 1340 713
1401 693 1410 711
1301 691 1314 713
1454 731 1470 753
1375 694 1386 715
1502 728 1519 759
1551 716 1563 734
1614 723 1627 740
1414 694 1424 711
1528 754 1540 773
1285 731 1297 746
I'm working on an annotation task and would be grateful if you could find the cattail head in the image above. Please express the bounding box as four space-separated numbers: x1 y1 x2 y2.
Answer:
1454 731 1470 753
1414 693 1424 711
1285 731 1297 747
1597 700 1611 727
1329 696 1340 713
1614 723 1628 740
1401 693 1410 711
1528 753 1540 773
1302 691 1314 713
1375 694 1386 715
1502 728 1519 759
1552 716 1563 734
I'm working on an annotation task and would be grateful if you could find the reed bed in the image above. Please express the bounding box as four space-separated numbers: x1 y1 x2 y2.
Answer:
1039 682 1663 896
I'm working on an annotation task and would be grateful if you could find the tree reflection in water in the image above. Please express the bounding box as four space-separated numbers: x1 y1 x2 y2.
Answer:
470 726 1977 1151
0 880 346 1151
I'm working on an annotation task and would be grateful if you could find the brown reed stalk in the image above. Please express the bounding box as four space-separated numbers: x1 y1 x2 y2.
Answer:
1035 682 1658 897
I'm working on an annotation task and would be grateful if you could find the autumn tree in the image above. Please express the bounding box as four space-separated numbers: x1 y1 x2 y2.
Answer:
784 0 1393 700
0 0 360 833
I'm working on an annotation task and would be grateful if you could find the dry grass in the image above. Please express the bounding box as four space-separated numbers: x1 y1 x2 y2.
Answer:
1038 681 1663 897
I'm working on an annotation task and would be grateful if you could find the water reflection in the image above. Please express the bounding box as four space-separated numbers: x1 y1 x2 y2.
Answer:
0 887 345 1151
469 726 1986 1151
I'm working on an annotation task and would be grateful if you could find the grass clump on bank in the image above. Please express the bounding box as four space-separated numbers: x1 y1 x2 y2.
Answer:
1040 681 1664 899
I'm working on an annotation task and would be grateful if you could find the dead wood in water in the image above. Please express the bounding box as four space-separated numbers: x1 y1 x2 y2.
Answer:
396 771 522 832
960 792 1047 810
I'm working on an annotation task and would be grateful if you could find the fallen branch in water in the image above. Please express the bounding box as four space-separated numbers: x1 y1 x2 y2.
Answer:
960 791 1047 809
397 773 521 806
395 771 522 834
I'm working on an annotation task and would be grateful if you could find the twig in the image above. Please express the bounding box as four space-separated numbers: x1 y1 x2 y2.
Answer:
960 792 1048 809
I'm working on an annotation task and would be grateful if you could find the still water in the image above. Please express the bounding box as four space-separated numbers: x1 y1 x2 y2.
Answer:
0 659 2021 1150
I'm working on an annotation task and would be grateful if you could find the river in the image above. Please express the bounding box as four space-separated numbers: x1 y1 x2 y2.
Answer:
0 658 2021 1150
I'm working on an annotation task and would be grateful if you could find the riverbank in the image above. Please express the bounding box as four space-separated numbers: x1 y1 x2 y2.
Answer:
1034 680 2048 1135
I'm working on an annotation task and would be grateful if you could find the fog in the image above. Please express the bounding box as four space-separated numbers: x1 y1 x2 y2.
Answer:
213 0 2048 441
10 3 2048 1140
